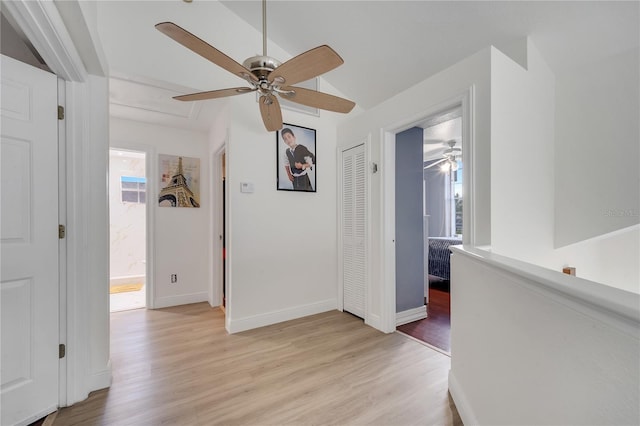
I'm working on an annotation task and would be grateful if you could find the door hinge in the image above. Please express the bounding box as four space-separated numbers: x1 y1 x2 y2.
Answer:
59 344 66 359
58 105 64 120
59 224 66 239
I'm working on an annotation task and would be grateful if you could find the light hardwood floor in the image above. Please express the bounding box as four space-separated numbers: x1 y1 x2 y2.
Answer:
54 303 462 425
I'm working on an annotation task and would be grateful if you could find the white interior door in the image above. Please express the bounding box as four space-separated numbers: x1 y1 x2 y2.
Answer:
1 54 59 426
342 144 366 318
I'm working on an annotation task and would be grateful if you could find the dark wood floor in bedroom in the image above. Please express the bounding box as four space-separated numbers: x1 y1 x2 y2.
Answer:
397 277 451 353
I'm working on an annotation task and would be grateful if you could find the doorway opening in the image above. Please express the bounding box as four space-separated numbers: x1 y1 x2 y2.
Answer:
109 149 147 312
396 107 463 353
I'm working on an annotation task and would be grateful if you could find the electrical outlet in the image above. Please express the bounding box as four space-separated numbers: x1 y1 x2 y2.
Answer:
171 274 177 283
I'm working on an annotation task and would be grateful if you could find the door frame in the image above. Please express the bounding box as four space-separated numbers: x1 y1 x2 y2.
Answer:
210 144 226 309
3 0 111 407
380 88 476 333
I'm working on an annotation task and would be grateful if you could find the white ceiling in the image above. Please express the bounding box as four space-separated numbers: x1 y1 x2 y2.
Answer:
220 0 639 109
94 1 638 131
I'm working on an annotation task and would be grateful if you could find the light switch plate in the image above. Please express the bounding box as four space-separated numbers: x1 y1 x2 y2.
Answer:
240 182 254 193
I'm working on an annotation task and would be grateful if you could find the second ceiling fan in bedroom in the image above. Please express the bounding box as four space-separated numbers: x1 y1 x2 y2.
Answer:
156 0 355 131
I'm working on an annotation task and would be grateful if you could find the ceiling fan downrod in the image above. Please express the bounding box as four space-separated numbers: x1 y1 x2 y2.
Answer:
262 0 267 57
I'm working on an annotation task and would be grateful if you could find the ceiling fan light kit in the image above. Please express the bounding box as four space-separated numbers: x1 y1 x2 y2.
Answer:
424 139 461 172
156 0 355 131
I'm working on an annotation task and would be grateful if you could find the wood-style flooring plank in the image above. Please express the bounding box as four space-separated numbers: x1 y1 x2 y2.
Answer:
54 303 461 426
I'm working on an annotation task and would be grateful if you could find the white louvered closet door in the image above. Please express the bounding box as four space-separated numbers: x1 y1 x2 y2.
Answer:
342 144 366 318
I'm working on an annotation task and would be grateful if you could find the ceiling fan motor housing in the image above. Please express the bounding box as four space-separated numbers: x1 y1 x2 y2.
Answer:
243 55 281 80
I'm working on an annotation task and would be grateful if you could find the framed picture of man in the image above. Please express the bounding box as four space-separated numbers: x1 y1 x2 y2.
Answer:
276 124 317 192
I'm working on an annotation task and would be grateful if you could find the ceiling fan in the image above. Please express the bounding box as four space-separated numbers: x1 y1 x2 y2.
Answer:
155 0 355 131
424 140 461 171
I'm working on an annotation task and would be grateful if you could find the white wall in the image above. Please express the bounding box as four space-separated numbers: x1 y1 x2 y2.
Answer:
110 117 211 309
550 225 639 294
337 48 492 331
554 47 639 248
490 40 556 264
449 246 640 426
108 151 146 284
225 93 342 332
490 42 639 292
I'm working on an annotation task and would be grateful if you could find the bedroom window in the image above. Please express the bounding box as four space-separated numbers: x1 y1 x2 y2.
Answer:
453 161 463 236
121 176 146 204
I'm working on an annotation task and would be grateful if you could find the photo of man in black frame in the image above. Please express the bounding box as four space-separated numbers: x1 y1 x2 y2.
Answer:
277 124 316 192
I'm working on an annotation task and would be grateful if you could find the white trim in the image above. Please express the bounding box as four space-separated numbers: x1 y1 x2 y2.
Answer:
381 128 397 333
396 305 427 326
336 145 343 312
57 77 68 408
210 145 226 308
448 370 478 426
64 81 90 406
227 299 337 334
14 405 58 426
366 313 382 330
86 361 112 392
153 292 209 309
381 88 475 334
363 135 373 328
2 1 86 82
461 86 476 246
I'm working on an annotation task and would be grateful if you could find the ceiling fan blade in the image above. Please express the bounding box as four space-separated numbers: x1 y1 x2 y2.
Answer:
174 87 256 102
268 45 343 86
279 86 355 114
259 95 283 132
155 22 257 83
424 158 448 170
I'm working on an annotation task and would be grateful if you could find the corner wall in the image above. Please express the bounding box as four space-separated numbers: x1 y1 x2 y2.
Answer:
554 47 639 247
110 117 211 308
490 40 556 264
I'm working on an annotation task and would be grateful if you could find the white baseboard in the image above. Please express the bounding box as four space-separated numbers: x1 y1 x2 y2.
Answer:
366 313 382 331
87 360 112 393
448 369 478 426
396 305 427 326
153 292 208 309
227 298 337 333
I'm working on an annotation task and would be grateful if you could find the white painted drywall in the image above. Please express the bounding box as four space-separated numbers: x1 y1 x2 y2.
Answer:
337 48 492 331
224 93 342 332
551 225 640 294
554 47 639 247
449 246 640 426
108 151 146 284
490 42 638 292
110 117 211 309
96 1 262 94
490 40 556 264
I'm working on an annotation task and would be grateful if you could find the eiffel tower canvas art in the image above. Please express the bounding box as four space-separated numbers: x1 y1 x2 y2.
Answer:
158 155 200 208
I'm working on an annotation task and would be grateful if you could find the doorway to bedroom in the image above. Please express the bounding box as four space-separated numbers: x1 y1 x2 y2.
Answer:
396 106 463 354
